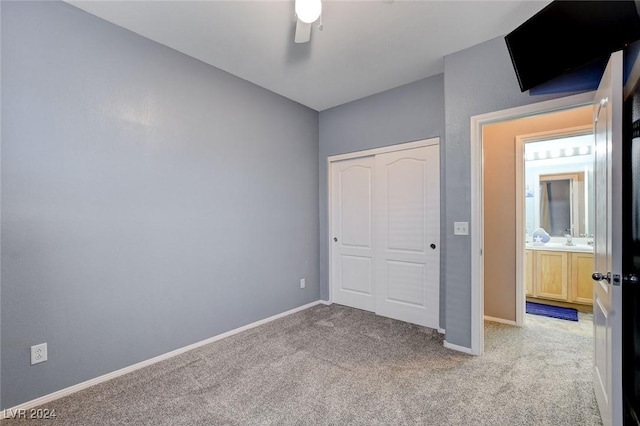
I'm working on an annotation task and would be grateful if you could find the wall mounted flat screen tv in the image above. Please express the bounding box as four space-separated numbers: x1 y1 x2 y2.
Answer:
505 1 640 92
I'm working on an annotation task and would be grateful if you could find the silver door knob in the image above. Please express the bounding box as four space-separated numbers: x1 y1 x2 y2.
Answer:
592 272 611 283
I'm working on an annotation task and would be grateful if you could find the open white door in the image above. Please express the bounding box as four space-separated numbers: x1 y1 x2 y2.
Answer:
592 50 623 426
374 146 440 328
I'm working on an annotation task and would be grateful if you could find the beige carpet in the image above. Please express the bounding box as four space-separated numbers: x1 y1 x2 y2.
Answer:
1 304 601 425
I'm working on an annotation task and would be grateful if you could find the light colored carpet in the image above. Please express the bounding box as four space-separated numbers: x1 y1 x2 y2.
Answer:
2 305 601 425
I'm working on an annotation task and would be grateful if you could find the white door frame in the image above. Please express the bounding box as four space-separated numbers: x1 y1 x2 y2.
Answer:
514 124 593 326
327 137 440 305
470 92 595 356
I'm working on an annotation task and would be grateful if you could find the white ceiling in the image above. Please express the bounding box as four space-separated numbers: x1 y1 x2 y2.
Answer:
67 1 550 111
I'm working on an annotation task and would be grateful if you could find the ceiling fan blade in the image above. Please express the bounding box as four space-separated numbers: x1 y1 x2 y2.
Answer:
294 19 312 43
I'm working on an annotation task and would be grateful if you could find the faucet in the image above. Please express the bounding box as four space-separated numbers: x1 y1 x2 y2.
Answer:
580 233 595 246
564 228 575 246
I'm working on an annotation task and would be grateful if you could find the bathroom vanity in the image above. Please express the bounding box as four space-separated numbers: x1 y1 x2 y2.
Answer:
525 243 594 308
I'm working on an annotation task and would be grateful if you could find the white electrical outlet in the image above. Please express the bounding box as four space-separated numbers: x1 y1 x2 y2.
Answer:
300 278 306 289
31 343 48 365
454 222 469 236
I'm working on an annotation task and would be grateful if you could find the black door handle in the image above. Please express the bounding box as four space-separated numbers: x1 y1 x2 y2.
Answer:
430 243 436 249
592 272 611 283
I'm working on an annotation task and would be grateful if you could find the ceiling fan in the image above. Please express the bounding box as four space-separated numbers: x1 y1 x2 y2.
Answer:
294 0 322 43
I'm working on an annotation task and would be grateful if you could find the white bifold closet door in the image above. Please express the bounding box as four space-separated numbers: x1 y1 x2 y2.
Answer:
330 144 439 329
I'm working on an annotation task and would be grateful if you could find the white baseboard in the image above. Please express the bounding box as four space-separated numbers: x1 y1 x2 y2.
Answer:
484 315 517 326
319 300 332 305
0 300 324 419
437 328 445 334
443 340 476 355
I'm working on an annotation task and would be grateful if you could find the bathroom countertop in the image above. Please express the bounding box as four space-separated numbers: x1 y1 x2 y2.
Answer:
525 242 594 253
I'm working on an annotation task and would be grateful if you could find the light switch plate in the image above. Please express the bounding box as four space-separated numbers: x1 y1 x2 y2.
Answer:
454 222 469 236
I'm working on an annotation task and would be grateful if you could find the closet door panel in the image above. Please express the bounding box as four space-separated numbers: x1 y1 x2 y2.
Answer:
374 145 440 328
331 156 375 311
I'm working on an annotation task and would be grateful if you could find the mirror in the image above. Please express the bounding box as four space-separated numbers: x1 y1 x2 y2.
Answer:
539 172 584 236
524 133 594 238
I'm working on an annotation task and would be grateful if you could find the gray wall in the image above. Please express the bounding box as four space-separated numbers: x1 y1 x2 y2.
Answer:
1 1 319 409
442 37 584 347
318 75 446 325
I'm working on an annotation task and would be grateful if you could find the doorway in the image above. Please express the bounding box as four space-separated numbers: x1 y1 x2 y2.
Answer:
468 92 595 355
515 126 595 326
482 105 594 328
328 138 440 329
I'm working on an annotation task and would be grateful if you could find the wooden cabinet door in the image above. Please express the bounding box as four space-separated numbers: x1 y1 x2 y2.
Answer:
535 251 568 301
570 252 594 305
525 250 534 297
